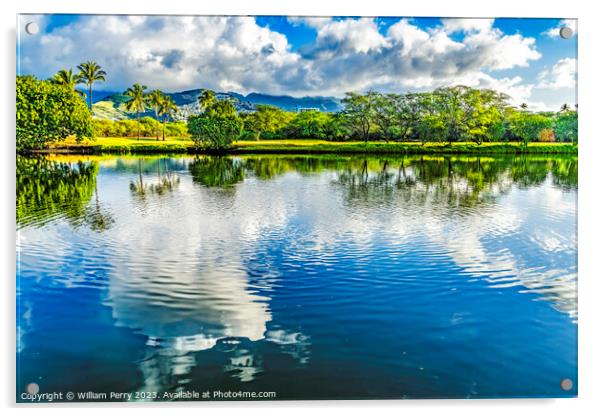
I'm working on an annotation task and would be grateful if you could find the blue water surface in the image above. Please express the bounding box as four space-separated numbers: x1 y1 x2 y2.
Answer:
16 154 577 400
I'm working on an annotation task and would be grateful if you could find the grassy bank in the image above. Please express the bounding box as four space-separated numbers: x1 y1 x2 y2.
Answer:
39 137 578 155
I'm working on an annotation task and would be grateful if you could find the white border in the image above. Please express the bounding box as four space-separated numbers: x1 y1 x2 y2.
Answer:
2 1 601 415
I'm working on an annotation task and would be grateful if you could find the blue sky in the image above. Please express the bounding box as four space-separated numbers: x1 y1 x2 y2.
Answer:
18 15 577 110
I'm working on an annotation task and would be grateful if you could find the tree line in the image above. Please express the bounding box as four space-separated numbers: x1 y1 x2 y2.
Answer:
16 61 578 151
187 86 577 149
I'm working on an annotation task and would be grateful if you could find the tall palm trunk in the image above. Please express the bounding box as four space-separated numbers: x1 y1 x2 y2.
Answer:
155 109 159 141
88 83 93 110
137 111 141 141
162 116 167 141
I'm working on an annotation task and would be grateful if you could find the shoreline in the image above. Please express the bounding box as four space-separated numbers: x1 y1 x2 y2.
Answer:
24 140 578 156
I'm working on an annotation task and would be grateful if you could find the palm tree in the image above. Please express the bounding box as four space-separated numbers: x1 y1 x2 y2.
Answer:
130 158 148 198
158 96 178 141
50 68 85 97
124 84 148 140
560 103 571 112
148 90 165 141
198 89 216 111
519 102 528 110
76 61 107 110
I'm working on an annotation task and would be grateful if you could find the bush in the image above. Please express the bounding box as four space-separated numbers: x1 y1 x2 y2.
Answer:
17 75 92 150
136 117 160 137
93 118 188 138
92 119 114 137
117 119 139 137
164 121 189 137
539 128 555 142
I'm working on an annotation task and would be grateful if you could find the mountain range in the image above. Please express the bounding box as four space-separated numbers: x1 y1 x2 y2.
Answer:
90 89 342 120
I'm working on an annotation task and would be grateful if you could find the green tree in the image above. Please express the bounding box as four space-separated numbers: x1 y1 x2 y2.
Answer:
17 75 93 150
50 68 85 98
435 86 469 144
395 93 426 141
158 96 179 141
341 91 376 142
371 93 398 142
198 89 216 112
462 89 509 144
148 90 165 140
242 105 295 139
511 112 553 145
415 93 445 144
323 112 349 140
417 113 445 145
76 61 106 110
487 121 508 142
286 110 332 139
124 83 148 140
554 111 578 143
187 99 242 150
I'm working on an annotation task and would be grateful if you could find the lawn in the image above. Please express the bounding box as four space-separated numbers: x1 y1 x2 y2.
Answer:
45 136 578 155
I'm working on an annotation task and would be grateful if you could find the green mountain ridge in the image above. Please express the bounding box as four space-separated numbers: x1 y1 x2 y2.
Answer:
92 89 342 120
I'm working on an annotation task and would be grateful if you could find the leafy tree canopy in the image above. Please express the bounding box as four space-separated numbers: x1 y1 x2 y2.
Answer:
17 75 92 151
188 93 243 150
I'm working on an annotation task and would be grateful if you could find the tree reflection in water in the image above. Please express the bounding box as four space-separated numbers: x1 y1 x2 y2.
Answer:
189 156 245 187
16 156 114 231
130 157 181 199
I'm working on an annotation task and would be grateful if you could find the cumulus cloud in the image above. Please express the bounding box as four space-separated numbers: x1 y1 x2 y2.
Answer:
294 17 541 97
19 15 305 94
287 16 330 30
537 58 576 89
543 19 578 38
441 18 495 33
311 18 389 55
19 15 547 102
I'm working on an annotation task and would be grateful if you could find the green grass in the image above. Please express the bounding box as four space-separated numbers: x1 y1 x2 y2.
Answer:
44 137 578 155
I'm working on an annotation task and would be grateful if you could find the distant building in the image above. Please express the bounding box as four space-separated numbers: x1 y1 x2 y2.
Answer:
296 107 320 113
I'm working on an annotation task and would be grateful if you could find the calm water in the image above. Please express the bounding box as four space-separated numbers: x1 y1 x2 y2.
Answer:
16 154 577 401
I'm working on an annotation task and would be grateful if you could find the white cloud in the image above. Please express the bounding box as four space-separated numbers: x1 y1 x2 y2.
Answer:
312 18 390 55
19 15 546 102
462 28 541 70
287 16 330 30
543 19 578 38
441 18 495 33
537 57 576 89
19 15 305 94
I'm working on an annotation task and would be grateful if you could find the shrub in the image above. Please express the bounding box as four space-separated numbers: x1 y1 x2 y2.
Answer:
164 121 189 137
92 119 113 137
138 117 161 137
539 128 556 142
